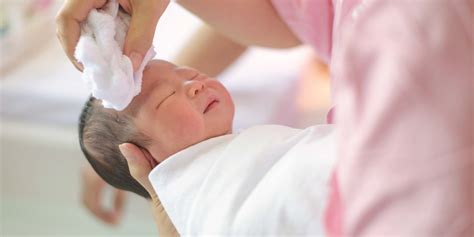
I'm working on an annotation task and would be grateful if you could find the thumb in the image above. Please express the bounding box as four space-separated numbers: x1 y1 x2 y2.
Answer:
122 0 170 71
119 143 179 235
118 143 155 196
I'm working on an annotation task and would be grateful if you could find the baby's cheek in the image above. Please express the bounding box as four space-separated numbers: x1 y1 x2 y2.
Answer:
165 106 205 141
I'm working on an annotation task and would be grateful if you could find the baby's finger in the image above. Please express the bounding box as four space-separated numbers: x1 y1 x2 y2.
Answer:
82 189 118 225
89 205 119 225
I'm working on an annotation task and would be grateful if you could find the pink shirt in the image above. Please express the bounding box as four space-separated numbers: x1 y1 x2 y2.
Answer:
271 0 473 236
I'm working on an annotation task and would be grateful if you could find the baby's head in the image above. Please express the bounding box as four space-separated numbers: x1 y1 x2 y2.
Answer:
79 60 235 198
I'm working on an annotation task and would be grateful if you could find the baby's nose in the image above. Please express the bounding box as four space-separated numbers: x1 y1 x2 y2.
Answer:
186 80 205 98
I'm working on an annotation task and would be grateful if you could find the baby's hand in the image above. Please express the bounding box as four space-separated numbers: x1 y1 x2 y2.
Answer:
81 164 126 225
119 143 178 236
56 0 169 71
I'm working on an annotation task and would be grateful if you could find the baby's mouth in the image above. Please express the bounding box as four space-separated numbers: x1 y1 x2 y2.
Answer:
204 99 219 114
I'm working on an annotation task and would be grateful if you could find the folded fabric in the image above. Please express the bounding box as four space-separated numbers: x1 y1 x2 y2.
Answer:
149 124 336 235
75 0 156 111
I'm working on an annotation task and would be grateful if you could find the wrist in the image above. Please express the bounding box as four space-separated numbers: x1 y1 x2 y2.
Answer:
149 195 178 236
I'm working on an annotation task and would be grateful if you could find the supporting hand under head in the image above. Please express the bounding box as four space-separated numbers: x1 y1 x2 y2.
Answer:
55 0 169 71
118 143 178 236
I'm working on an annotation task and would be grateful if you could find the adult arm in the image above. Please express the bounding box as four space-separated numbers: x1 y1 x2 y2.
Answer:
56 0 298 72
331 0 473 235
176 0 301 48
173 24 247 77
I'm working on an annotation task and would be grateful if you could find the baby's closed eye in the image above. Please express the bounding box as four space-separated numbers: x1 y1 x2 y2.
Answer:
155 91 176 110
188 72 199 81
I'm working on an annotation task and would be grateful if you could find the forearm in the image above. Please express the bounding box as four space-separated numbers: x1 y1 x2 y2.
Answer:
150 197 178 236
176 0 301 48
173 24 247 77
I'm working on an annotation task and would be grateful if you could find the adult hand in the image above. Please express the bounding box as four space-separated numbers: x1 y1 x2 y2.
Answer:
56 0 169 71
81 164 126 225
119 143 178 236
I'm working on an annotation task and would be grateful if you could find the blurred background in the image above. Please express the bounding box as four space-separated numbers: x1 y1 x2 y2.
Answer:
0 0 330 236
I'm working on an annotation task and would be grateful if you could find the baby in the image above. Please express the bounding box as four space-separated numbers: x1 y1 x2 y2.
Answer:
79 59 336 234
79 59 235 198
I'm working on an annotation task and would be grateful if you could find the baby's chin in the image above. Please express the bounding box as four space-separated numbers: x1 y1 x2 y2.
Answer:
152 127 233 165
189 128 233 149
206 127 233 140
224 128 233 135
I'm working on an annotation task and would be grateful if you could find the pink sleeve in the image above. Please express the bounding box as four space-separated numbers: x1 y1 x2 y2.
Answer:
331 0 473 235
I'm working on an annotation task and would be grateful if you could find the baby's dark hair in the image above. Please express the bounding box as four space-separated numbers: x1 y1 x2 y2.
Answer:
78 96 151 198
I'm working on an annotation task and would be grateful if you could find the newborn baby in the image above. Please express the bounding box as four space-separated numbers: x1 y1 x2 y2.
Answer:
79 59 235 198
79 59 336 234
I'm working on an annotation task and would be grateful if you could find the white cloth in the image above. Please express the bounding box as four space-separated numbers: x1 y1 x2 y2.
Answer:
149 124 336 235
74 0 156 111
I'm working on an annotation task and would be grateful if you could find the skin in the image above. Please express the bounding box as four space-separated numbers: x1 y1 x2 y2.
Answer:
176 0 301 48
56 0 169 71
80 163 125 225
119 143 178 236
125 60 235 165
173 24 248 78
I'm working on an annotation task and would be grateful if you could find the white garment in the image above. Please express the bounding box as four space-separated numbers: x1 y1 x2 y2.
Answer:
149 125 336 235
74 0 156 111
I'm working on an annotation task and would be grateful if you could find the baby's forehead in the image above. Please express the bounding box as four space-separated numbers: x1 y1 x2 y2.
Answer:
141 61 174 93
141 60 175 87
124 60 173 115
144 59 174 73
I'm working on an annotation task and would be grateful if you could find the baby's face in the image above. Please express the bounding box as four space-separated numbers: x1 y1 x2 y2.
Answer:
126 60 234 163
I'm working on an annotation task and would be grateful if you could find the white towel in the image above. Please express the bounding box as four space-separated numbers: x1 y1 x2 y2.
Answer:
150 124 336 235
74 0 156 111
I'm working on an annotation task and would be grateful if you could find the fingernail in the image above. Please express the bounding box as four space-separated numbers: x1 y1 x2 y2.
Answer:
129 52 143 72
118 144 134 161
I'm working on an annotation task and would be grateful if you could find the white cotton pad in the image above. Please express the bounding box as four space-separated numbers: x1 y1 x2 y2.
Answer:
74 0 156 111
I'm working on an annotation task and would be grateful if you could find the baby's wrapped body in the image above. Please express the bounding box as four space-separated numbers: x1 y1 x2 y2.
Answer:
150 124 336 235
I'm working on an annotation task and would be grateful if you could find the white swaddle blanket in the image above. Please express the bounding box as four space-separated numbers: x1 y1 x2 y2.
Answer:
74 0 156 110
149 125 336 235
